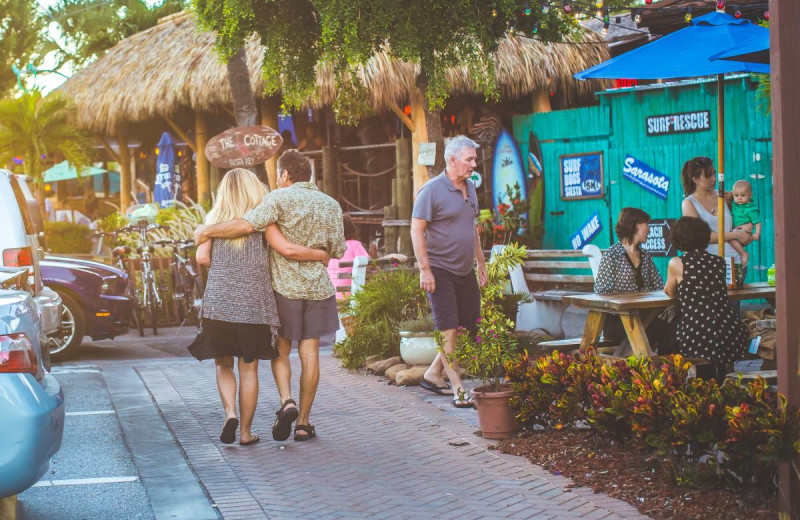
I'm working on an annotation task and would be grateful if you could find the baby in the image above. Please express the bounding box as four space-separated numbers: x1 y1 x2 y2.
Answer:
729 179 761 267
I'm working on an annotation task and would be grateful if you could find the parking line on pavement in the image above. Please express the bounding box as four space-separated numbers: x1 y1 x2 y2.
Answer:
51 368 101 374
65 410 116 416
33 476 139 487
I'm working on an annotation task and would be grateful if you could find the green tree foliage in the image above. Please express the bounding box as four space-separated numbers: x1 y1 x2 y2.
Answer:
193 0 635 123
43 0 186 69
0 90 94 199
0 0 42 94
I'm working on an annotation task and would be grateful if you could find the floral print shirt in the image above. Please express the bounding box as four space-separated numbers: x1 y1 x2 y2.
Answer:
244 182 347 300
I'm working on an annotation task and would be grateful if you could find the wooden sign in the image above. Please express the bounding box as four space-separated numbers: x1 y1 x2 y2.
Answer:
205 126 283 168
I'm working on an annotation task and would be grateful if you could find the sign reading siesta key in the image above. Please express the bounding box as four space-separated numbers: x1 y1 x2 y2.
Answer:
205 126 283 168
622 155 670 200
570 211 603 250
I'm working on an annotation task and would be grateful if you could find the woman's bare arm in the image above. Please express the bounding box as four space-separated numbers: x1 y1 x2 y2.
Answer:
664 257 683 298
196 240 212 266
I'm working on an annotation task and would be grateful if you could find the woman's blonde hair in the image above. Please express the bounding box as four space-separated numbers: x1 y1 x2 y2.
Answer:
205 168 268 247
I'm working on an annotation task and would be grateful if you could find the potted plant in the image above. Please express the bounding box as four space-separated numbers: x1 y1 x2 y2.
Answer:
398 314 436 365
451 243 529 439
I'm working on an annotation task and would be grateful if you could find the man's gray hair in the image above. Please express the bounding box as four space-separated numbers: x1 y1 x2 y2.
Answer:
444 135 480 162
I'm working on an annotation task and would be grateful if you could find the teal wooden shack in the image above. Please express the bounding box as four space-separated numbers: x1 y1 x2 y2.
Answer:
512 75 772 282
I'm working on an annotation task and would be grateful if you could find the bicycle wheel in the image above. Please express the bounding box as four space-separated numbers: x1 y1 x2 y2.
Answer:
133 299 145 337
149 298 159 336
172 270 187 323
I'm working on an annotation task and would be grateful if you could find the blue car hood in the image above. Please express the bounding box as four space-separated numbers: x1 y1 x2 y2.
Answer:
42 256 126 278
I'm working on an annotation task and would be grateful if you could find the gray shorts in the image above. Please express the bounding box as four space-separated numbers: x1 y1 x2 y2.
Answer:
273 292 339 341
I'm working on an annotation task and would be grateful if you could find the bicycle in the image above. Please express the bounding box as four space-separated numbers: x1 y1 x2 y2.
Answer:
91 228 145 337
154 238 203 331
127 222 168 335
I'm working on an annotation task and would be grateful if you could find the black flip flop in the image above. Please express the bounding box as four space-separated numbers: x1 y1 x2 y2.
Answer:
294 424 316 442
220 418 239 444
419 378 452 395
272 399 299 441
239 435 260 446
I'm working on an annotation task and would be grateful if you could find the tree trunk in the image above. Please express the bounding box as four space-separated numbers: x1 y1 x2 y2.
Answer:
410 73 444 196
226 47 267 182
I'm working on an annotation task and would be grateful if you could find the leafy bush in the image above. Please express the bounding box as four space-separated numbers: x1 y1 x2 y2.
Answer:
507 349 800 500
44 221 92 253
398 314 434 333
334 268 428 370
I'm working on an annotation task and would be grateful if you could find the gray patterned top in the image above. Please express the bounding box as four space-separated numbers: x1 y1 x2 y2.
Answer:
201 233 281 335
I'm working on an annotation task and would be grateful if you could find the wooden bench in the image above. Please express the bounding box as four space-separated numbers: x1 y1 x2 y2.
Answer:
492 245 602 340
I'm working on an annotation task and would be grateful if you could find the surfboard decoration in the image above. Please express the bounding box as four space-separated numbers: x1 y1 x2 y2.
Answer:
527 131 545 231
491 128 527 213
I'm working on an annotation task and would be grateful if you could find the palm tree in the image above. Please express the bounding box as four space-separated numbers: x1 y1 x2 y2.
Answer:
0 90 94 210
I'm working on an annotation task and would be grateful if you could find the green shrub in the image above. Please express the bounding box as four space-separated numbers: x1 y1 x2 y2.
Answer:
44 221 92 254
334 268 428 370
398 314 434 333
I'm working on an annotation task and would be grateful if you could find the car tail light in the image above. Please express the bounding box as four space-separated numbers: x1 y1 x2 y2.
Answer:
0 333 38 373
3 247 34 267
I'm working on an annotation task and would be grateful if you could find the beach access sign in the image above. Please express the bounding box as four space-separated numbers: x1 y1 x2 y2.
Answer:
622 155 670 200
646 110 711 136
560 152 604 200
641 219 677 257
205 126 283 169
570 211 603 250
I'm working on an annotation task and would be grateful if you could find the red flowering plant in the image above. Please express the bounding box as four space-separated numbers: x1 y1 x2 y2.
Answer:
479 183 532 247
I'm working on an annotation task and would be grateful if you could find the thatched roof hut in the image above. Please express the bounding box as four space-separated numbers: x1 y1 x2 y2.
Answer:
60 10 609 135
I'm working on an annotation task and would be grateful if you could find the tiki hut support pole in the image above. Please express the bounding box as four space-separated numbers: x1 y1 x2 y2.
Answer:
322 145 338 200
194 111 210 204
260 96 280 190
408 86 444 197
532 89 552 113
96 135 120 163
396 138 412 255
117 125 131 211
164 116 197 154
388 101 414 133
772 0 800 516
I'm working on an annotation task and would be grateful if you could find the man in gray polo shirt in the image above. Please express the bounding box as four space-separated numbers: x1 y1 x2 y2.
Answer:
411 136 487 408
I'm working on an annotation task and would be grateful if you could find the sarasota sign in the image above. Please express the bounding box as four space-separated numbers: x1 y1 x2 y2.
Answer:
622 155 670 200
205 126 283 169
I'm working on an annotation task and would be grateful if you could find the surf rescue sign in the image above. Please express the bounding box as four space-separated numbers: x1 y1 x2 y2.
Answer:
570 212 603 250
622 155 670 200
646 110 710 136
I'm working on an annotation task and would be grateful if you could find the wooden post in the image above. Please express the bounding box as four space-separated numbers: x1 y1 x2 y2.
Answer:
0 494 16 520
772 0 800 517
194 111 210 204
383 205 398 254
532 89 552 113
409 86 444 197
260 96 280 190
396 138 412 255
210 164 221 198
322 145 338 200
117 125 131 211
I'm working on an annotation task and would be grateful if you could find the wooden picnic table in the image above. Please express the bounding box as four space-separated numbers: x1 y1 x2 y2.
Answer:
563 283 776 358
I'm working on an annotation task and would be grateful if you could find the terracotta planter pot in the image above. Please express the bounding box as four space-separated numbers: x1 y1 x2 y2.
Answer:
471 385 520 439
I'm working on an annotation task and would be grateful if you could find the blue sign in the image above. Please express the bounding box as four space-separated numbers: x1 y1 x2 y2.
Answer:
570 212 603 250
154 132 180 208
622 155 670 200
560 152 604 200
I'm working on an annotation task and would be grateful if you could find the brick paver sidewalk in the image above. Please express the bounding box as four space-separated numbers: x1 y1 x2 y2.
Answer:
136 352 651 520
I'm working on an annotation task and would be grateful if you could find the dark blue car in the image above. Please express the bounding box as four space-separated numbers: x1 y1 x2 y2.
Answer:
41 256 132 361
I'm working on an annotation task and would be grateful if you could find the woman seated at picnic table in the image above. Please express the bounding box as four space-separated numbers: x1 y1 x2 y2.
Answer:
665 217 750 381
594 207 668 348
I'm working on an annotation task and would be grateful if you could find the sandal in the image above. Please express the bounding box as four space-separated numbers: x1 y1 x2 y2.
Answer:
220 417 239 444
452 389 475 409
272 399 299 441
239 435 260 446
294 424 316 442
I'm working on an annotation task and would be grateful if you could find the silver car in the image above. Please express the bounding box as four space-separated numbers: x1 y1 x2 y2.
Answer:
0 170 61 349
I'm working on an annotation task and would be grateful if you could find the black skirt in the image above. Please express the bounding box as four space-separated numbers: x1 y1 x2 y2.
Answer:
188 319 278 363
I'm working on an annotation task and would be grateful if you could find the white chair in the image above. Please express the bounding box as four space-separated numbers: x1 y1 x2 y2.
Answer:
582 244 602 278
335 255 370 343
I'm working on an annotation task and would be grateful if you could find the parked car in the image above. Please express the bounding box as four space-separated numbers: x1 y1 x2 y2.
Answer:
41 256 132 360
0 170 61 338
0 267 65 498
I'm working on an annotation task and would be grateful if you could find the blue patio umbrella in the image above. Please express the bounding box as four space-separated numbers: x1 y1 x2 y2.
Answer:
712 30 770 64
575 11 770 255
153 132 180 208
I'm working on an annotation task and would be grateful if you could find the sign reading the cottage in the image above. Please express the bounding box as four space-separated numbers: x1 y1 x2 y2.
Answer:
622 155 671 200
560 152 604 200
570 211 603 250
646 110 711 136
205 125 283 168
641 219 677 257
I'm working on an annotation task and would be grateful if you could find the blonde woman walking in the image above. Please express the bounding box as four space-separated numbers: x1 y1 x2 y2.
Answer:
194 168 329 446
